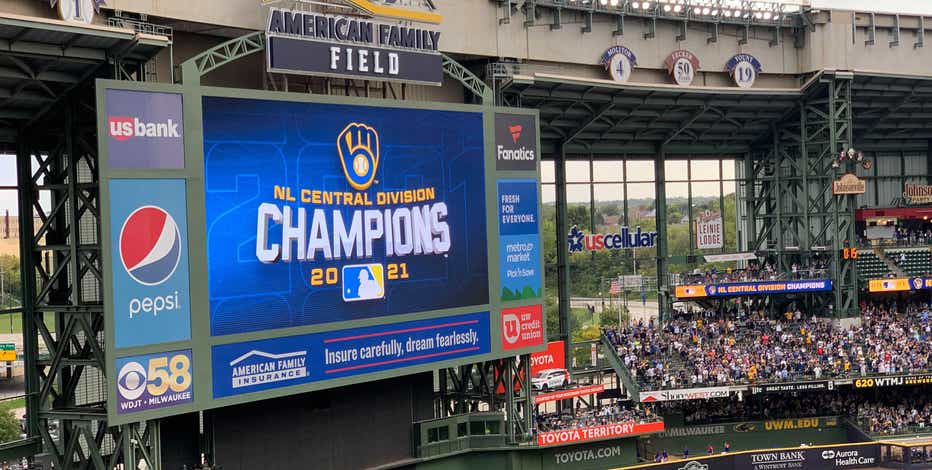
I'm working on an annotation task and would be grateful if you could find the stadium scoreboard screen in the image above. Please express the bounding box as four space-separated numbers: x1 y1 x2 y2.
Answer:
97 81 544 424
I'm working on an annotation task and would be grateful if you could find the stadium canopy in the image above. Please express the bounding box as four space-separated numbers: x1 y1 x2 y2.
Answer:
500 70 932 156
0 12 168 148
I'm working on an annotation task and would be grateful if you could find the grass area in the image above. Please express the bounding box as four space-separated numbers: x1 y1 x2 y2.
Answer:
0 312 54 335
0 397 24 414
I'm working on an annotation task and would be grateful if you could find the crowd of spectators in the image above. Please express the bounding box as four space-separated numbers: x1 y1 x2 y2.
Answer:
655 388 932 437
893 226 932 246
858 389 932 435
535 401 660 433
603 300 932 390
679 257 829 285
660 393 857 425
858 224 932 247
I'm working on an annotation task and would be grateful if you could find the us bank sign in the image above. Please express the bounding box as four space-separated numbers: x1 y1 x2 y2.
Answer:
265 1 444 85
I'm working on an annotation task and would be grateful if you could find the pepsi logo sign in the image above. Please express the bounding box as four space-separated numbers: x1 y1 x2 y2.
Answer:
119 206 182 286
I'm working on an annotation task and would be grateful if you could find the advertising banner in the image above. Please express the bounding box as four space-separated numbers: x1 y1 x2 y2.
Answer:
534 384 605 405
115 349 194 415
0 344 14 362
108 179 191 349
544 440 634 470
202 97 488 336
501 305 543 350
868 278 912 292
695 212 724 249
538 421 664 446
640 386 732 402
868 277 932 292
265 8 443 85
734 444 878 470
498 179 541 301
674 280 832 299
853 373 932 388
495 113 538 171
533 341 566 375
750 381 832 394
211 312 489 398
105 89 184 169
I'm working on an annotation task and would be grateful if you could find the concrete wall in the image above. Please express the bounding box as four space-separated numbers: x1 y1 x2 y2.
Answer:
14 2 932 86
414 439 639 470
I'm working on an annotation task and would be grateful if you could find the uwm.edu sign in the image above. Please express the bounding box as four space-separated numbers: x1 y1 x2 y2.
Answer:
537 421 664 446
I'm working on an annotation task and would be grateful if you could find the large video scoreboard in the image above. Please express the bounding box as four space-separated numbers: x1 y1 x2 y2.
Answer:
98 82 543 425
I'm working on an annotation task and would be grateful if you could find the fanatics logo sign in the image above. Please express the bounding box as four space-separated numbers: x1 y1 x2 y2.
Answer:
495 112 538 171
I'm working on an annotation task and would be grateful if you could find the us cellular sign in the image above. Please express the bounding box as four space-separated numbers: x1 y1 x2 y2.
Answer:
98 81 542 424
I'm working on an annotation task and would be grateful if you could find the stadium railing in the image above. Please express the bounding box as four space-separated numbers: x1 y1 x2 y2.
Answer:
600 333 640 400
413 412 508 458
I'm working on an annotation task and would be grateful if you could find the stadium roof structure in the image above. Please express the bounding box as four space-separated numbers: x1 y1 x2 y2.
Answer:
500 70 932 156
0 12 168 148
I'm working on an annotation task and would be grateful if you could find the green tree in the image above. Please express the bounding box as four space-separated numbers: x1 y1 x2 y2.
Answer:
0 410 20 442
0 255 20 309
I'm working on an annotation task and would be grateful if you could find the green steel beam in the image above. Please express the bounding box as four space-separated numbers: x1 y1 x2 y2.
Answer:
555 144 571 363
179 31 494 104
654 149 669 322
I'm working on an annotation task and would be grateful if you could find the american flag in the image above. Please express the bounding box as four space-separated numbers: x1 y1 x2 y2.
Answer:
609 279 621 295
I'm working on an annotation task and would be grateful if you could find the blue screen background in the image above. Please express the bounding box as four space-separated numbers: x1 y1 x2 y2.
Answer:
203 97 488 336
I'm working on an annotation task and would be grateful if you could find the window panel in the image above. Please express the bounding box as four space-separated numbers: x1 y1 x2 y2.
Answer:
665 160 688 181
566 160 590 183
626 160 654 182
593 160 624 182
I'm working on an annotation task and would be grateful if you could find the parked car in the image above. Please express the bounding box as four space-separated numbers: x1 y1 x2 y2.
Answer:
531 368 571 391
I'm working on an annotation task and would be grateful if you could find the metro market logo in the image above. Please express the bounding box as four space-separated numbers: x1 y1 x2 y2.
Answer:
229 350 308 389
109 116 181 141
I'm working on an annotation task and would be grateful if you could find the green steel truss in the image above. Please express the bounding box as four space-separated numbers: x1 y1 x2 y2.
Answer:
745 74 857 316
18 86 161 469
437 358 534 443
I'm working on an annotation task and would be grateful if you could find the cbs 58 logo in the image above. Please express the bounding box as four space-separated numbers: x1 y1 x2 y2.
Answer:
118 353 192 400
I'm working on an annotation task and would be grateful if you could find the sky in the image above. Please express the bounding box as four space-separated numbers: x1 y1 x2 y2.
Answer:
0 156 15 217
811 0 932 15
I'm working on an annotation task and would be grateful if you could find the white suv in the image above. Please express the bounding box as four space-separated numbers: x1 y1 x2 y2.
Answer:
531 368 570 391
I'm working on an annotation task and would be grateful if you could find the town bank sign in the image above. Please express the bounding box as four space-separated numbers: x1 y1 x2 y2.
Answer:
567 225 658 253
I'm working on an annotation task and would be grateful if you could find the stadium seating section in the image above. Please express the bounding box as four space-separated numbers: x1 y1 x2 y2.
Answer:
888 248 932 277
856 250 890 281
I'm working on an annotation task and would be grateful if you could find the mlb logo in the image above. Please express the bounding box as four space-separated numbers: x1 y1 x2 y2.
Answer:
341 264 385 302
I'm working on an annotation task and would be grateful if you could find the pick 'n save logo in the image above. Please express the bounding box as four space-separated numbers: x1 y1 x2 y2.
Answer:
108 116 181 141
337 122 380 191
119 206 182 286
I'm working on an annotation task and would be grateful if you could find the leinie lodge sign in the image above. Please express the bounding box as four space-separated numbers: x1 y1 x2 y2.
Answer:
832 173 866 195
265 6 443 85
